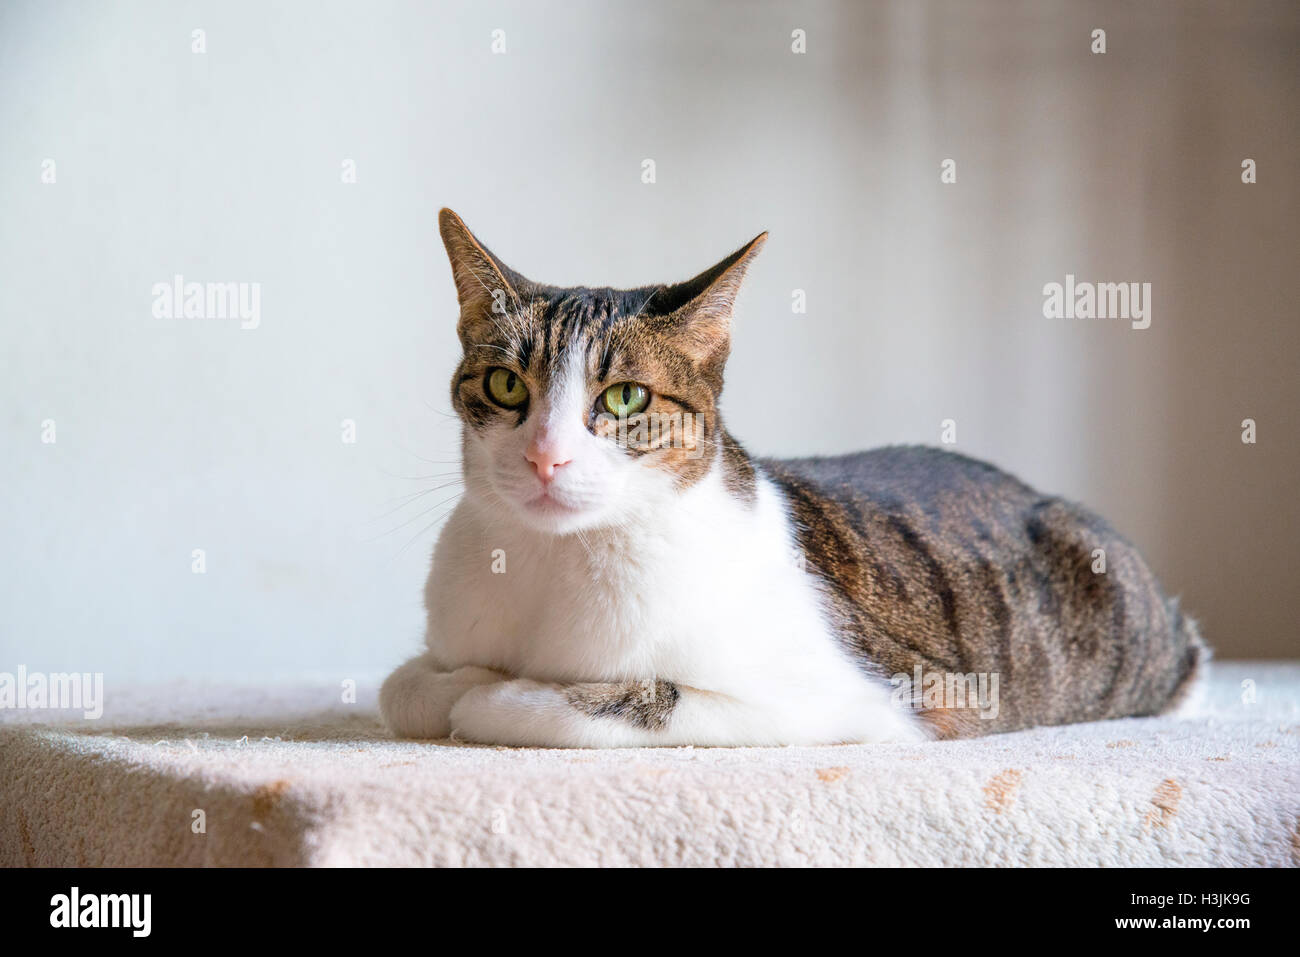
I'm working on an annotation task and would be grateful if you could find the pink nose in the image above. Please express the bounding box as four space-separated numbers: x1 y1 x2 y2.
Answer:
525 441 573 482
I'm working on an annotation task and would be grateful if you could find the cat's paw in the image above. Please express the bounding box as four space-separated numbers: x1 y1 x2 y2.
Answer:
379 658 506 739
449 679 607 748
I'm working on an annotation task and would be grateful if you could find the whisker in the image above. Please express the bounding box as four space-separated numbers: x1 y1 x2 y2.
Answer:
392 442 461 467
391 502 462 559
366 490 465 543
372 479 464 519
377 462 462 478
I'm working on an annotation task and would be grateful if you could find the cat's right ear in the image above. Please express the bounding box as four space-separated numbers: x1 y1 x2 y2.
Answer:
438 208 528 340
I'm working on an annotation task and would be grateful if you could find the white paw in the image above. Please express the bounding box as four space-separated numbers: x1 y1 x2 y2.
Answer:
379 659 506 739
449 679 600 747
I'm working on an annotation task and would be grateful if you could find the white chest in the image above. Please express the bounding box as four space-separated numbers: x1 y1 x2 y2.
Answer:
423 474 853 693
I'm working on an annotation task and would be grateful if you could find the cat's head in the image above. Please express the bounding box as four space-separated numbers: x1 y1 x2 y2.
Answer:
439 208 766 535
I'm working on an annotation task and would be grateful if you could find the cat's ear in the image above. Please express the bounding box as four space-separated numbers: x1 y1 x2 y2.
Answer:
660 231 767 372
438 208 530 339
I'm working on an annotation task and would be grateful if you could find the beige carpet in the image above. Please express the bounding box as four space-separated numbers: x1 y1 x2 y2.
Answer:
1 662 1296 866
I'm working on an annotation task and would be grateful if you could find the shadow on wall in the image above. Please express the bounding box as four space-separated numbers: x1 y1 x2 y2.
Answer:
813 1 1297 659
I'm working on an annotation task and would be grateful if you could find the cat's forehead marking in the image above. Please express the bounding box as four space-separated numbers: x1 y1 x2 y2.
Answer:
518 290 627 383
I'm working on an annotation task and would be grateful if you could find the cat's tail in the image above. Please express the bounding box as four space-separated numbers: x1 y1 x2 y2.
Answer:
1159 597 1211 718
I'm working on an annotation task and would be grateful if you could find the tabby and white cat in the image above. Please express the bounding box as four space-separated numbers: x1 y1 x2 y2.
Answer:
379 209 1206 747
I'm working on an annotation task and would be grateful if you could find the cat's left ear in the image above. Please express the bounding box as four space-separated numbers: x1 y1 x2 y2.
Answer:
659 231 767 380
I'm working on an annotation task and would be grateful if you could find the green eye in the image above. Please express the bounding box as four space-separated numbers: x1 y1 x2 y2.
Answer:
485 368 528 408
601 382 650 417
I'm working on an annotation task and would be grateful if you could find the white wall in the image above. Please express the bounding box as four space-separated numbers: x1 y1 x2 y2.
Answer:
1 0 1295 682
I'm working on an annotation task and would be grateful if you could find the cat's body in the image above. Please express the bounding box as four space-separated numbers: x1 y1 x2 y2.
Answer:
763 446 1205 737
379 210 1206 747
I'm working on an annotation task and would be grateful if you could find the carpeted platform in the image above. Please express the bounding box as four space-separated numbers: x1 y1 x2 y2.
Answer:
1 662 1296 866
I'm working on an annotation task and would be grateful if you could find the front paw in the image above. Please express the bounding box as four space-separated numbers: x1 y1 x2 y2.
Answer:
380 660 506 739
449 679 580 747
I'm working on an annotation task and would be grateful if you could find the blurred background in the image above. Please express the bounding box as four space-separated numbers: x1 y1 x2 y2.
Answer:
1 0 1296 682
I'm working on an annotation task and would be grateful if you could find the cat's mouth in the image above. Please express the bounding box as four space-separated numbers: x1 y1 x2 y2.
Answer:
525 490 582 515
516 488 601 532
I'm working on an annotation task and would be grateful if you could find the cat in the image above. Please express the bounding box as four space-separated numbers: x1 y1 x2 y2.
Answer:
379 208 1208 747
